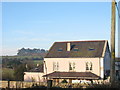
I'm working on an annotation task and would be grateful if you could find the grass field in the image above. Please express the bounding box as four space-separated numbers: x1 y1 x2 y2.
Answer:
2 68 15 80
2 55 43 59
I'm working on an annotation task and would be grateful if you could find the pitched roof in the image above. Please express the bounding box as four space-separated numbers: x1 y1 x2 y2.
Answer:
43 71 100 79
28 65 44 72
45 40 108 58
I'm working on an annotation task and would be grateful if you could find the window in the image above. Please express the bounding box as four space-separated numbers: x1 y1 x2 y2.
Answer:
86 62 89 70
69 62 72 70
86 62 93 71
90 62 92 70
69 62 76 71
73 48 79 51
89 48 95 51
58 48 63 51
53 62 59 71
73 62 75 70
57 62 59 70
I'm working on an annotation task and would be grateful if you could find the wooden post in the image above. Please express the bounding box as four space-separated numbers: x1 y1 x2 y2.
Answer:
110 0 116 85
118 1 120 57
16 81 17 89
8 80 10 88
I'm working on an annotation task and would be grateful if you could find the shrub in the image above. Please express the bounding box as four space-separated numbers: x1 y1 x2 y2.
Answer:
61 79 68 83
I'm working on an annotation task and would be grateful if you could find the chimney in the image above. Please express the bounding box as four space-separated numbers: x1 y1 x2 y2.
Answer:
67 42 71 51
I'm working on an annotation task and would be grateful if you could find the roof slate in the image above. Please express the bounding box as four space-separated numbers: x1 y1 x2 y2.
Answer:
45 40 107 58
43 71 100 79
28 64 43 72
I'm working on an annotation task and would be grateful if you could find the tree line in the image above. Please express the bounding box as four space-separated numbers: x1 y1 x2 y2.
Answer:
17 48 48 56
1 48 47 81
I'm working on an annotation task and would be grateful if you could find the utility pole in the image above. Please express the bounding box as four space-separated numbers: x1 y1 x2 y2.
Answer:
118 1 120 57
110 0 116 85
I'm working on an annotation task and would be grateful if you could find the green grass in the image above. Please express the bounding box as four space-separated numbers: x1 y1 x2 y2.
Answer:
2 68 15 80
2 55 43 59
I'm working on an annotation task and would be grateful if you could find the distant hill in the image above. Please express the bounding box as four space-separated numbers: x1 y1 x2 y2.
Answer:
17 48 48 57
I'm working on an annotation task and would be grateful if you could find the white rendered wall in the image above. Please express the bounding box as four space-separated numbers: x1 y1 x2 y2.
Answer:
44 58 101 77
24 72 44 82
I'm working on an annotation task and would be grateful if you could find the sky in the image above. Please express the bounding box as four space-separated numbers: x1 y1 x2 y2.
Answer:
2 1 119 56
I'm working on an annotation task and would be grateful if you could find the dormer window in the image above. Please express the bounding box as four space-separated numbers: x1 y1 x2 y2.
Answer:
73 48 79 51
58 48 63 51
89 48 95 51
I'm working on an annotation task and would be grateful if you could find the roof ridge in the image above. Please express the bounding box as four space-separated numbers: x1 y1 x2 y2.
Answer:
55 40 107 43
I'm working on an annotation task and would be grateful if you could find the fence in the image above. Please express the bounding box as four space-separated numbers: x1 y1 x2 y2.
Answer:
0 79 110 89
0 80 47 88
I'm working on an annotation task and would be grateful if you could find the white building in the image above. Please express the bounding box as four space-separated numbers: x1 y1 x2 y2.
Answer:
24 40 112 83
43 40 111 83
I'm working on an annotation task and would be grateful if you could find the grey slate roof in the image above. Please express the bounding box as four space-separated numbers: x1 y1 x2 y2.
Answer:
45 40 108 58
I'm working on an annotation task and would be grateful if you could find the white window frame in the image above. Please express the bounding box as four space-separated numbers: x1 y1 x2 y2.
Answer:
53 62 59 71
86 62 93 71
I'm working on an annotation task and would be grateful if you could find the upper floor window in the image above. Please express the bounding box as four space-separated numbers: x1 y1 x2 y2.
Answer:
69 62 72 70
86 62 93 71
90 62 92 70
69 62 76 71
86 62 89 70
53 62 59 71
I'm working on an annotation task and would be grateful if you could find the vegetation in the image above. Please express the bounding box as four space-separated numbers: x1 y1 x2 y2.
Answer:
87 82 120 88
2 68 15 80
61 79 68 83
17 48 48 56
14 64 27 81
2 55 44 67
1 59 43 81
2 50 44 81
2 55 44 61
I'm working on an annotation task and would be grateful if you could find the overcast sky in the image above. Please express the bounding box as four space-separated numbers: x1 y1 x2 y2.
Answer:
2 2 119 56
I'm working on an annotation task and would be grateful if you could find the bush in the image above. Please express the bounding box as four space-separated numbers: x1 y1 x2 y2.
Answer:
87 82 120 88
14 64 27 81
61 79 68 83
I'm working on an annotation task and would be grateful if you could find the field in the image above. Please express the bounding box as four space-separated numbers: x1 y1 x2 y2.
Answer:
1 55 44 81
1 68 14 80
2 55 43 60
